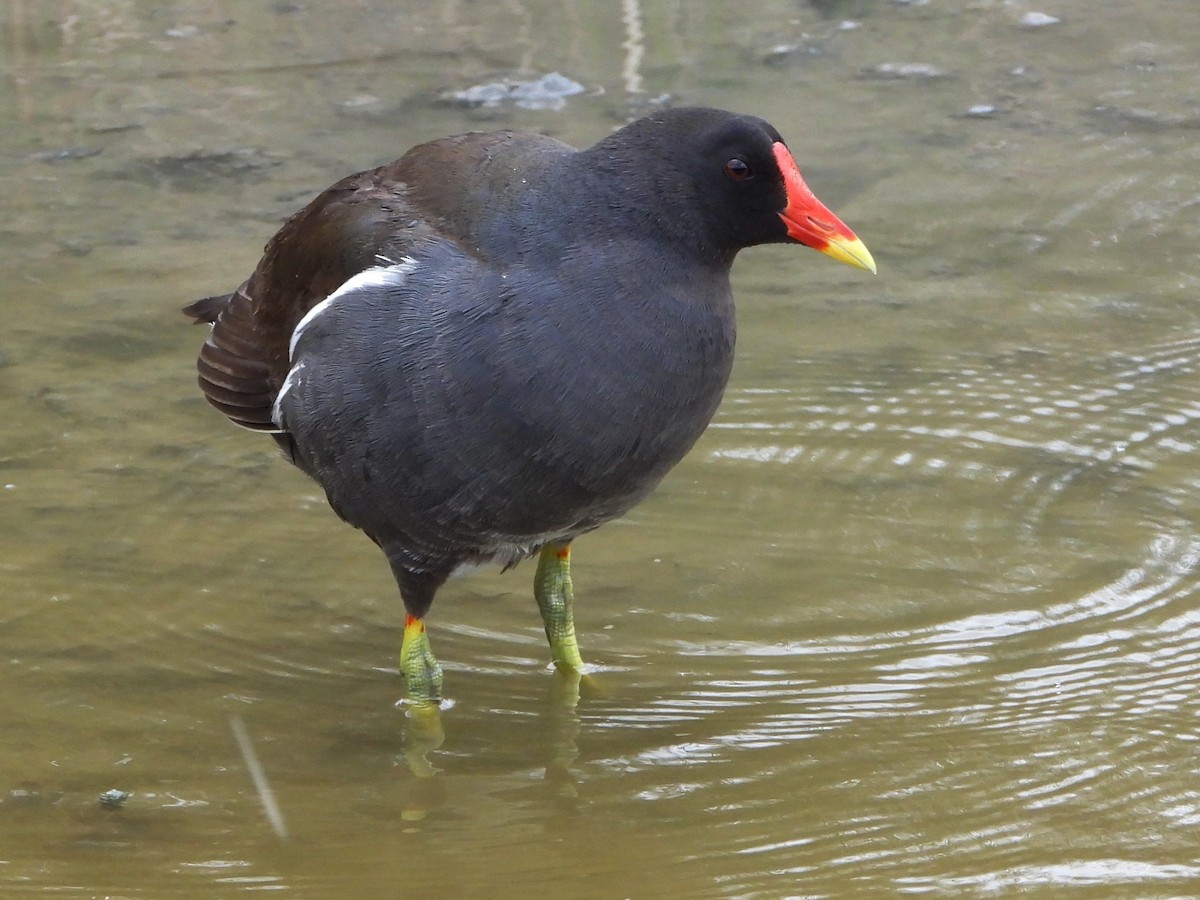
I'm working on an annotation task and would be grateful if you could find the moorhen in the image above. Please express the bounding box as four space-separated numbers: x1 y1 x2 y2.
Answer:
185 107 874 706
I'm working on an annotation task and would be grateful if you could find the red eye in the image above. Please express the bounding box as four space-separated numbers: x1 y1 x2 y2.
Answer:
724 158 753 181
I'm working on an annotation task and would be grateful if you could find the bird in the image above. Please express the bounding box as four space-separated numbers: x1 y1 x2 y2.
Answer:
184 106 875 707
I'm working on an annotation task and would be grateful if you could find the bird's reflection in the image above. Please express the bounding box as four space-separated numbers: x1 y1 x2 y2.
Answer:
400 702 447 780
543 668 586 803
396 668 593 807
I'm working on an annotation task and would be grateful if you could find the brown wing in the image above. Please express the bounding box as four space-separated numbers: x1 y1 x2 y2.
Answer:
184 129 574 432
184 166 425 431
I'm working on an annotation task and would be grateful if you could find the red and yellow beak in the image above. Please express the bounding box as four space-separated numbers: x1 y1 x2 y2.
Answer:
773 142 876 274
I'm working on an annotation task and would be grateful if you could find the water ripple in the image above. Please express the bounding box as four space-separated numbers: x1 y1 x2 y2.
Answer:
571 337 1200 895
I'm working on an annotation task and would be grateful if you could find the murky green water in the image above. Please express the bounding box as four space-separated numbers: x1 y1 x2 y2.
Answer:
4 0 1200 896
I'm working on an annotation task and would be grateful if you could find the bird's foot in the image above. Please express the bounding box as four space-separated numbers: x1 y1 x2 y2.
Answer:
400 614 444 709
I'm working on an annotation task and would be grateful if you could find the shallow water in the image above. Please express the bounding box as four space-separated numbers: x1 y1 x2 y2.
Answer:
4 0 1200 896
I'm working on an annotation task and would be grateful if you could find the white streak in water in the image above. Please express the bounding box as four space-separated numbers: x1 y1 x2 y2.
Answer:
230 716 288 840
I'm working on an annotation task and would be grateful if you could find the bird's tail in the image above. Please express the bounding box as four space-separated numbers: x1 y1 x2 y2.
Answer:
182 283 281 432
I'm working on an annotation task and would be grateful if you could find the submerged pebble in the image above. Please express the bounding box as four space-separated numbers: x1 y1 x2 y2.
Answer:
864 62 949 80
99 789 131 808
443 73 585 111
335 95 386 121
1020 12 1061 27
30 146 102 163
124 148 281 189
763 41 827 66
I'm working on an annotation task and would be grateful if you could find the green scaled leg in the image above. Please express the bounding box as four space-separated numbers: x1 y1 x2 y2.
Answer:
400 614 444 708
534 542 586 672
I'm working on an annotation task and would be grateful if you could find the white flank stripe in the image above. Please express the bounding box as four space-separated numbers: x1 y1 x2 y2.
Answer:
271 359 304 429
287 258 417 360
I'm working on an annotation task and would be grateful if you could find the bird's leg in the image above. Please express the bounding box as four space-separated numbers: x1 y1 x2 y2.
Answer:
392 563 449 708
534 542 585 672
400 614 443 707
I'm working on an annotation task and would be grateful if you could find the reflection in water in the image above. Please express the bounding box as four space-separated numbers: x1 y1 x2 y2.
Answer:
543 669 585 801
400 703 446 780
620 0 645 96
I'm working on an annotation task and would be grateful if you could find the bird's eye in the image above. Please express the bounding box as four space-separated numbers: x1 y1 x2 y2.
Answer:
724 158 753 182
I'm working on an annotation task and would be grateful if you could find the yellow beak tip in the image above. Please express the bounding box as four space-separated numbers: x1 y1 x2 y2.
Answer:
821 236 876 274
